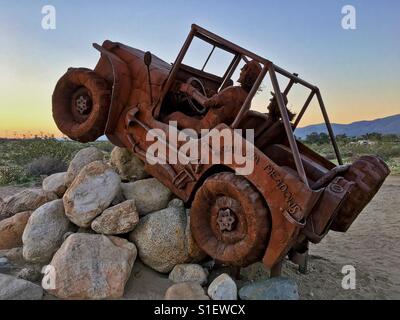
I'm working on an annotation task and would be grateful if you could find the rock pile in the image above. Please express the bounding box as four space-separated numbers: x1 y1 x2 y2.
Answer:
0 146 299 300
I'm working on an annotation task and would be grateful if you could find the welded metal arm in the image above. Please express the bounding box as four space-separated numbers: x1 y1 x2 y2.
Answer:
268 65 309 187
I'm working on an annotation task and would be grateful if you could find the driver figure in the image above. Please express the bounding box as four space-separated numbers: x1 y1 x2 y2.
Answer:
165 60 262 133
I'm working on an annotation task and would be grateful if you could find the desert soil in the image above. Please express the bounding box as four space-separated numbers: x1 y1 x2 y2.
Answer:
241 175 400 300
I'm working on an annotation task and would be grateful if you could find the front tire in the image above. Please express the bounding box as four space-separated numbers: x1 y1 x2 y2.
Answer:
190 172 270 267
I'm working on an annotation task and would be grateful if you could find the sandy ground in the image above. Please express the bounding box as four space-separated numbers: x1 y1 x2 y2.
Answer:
304 175 400 299
1 176 399 300
240 175 400 300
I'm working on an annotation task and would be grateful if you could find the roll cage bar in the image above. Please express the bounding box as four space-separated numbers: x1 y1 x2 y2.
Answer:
157 24 343 188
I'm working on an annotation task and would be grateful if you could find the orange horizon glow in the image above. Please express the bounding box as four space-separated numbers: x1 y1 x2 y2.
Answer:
0 110 398 140
1 1 399 140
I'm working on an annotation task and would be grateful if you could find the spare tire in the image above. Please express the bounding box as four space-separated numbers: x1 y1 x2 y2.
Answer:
330 155 390 232
52 68 111 142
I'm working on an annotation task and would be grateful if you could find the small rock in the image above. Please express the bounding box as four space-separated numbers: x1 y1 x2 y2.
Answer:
0 211 32 250
0 273 43 300
17 265 42 282
129 202 187 273
0 256 15 273
47 233 137 299
207 273 237 300
42 172 68 197
238 277 299 300
110 147 149 181
165 282 210 300
63 161 121 227
22 199 71 263
66 147 104 186
169 264 208 285
91 200 139 235
121 178 172 215
0 247 24 264
110 188 126 206
0 188 57 218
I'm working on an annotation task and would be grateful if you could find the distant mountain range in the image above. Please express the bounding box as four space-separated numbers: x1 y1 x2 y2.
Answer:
96 114 400 141
294 114 400 139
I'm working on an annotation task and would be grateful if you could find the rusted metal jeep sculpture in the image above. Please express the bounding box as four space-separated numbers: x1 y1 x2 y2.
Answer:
52 24 390 275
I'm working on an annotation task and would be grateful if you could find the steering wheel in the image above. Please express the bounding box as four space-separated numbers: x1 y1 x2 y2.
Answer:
184 77 208 115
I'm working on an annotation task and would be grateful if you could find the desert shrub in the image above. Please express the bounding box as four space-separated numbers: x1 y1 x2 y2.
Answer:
0 165 29 185
375 144 400 160
325 153 335 160
25 156 68 177
91 141 114 153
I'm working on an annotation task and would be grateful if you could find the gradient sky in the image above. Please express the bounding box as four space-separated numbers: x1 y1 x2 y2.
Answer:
0 0 399 137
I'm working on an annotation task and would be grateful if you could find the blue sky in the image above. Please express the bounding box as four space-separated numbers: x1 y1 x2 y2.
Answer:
0 0 399 137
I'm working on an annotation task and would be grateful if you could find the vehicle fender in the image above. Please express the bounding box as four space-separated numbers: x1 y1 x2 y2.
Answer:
93 41 132 146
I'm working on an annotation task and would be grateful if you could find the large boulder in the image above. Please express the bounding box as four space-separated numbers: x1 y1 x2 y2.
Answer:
0 188 57 220
91 200 139 235
129 199 203 273
0 273 43 300
110 147 149 181
42 172 68 197
169 264 208 285
165 282 209 300
0 211 32 250
22 199 71 263
121 178 172 215
239 277 299 300
63 161 121 227
47 233 137 299
207 273 237 300
65 147 104 186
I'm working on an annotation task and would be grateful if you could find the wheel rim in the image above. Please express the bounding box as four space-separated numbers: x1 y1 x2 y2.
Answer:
210 196 247 244
71 87 93 123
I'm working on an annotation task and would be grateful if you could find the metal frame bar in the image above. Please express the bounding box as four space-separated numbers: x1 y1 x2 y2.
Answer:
293 91 315 128
220 53 241 91
268 65 309 187
157 23 343 184
157 29 195 108
201 45 216 71
192 24 272 65
274 65 316 91
316 90 343 165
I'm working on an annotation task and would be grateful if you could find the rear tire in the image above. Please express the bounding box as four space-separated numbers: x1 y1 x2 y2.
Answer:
52 68 111 142
190 172 270 267
331 155 390 232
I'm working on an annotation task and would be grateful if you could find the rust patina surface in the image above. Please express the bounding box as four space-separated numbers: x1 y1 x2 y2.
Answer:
52 24 390 274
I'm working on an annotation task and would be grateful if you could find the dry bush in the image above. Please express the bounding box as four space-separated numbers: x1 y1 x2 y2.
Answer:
25 156 67 177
